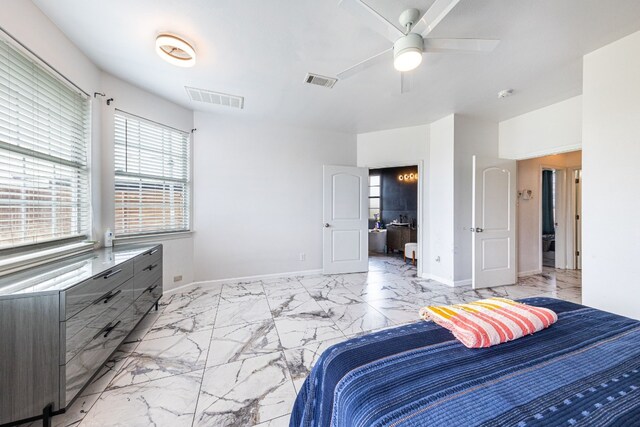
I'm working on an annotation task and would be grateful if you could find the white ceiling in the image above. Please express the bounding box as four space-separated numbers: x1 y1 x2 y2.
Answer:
33 0 640 133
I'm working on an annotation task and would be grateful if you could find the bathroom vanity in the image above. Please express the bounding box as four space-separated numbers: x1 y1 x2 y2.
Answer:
386 224 417 253
0 244 163 426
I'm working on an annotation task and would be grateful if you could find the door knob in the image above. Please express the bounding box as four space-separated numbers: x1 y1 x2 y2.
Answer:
476 228 484 233
324 223 330 228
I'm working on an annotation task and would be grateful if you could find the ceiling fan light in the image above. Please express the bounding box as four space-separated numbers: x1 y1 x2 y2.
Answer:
393 33 424 72
155 33 196 67
394 49 422 71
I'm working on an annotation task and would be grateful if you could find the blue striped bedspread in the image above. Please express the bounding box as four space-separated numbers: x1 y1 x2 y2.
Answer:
290 298 640 427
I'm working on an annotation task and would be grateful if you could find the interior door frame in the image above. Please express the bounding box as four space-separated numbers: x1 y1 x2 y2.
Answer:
362 160 424 277
567 167 582 270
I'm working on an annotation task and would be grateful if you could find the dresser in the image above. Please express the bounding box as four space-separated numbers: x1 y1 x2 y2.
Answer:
0 244 163 426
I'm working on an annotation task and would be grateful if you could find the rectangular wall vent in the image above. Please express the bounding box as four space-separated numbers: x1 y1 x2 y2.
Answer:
185 86 244 109
304 73 337 89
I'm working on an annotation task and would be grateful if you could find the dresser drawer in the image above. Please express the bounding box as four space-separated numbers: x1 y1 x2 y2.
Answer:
62 304 134 405
134 278 162 322
62 261 134 320
64 277 134 364
133 247 162 299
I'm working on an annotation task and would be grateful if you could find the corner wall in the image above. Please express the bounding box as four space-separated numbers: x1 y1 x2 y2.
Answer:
582 30 640 320
428 116 455 284
357 117 500 286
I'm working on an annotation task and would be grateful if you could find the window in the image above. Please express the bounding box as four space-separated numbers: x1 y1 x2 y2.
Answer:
369 174 381 220
0 35 90 250
114 112 190 236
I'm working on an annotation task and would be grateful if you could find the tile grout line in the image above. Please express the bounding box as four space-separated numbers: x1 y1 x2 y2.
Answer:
296 277 349 341
190 287 222 427
260 277 300 424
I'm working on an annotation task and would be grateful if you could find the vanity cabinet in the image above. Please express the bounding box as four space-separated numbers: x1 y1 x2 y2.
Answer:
0 244 163 426
386 225 417 252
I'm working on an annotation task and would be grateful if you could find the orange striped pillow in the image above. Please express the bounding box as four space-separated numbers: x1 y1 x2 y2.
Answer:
419 297 557 348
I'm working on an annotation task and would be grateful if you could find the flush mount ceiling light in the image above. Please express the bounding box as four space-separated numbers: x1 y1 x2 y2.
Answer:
155 33 196 67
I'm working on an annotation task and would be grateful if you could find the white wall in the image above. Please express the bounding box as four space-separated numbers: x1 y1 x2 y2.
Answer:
582 31 640 320
453 116 499 283
357 125 429 168
499 96 582 160
1 1 195 291
428 115 455 284
357 124 430 271
516 151 582 275
192 113 356 281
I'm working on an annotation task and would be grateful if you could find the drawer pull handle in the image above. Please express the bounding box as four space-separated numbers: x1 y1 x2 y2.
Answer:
103 320 121 339
93 320 121 340
146 248 158 256
101 269 122 279
146 284 159 293
144 263 158 271
93 289 122 305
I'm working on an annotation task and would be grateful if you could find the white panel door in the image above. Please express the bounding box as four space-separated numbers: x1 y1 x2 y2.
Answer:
323 165 368 274
472 156 517 289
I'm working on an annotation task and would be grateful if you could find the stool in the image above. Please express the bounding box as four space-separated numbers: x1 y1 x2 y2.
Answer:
404 242 417 265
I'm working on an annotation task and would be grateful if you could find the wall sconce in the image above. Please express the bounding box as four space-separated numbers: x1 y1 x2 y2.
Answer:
518 189 533 200
398 172 418 182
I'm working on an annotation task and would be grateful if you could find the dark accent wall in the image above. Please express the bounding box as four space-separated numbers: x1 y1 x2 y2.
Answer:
370 166 418 228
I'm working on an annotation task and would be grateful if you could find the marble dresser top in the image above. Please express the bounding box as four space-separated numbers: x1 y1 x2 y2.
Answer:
0 244 157 297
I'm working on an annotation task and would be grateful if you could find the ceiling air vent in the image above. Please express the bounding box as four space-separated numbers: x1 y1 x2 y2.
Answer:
185 86 244 109
304 73 337 89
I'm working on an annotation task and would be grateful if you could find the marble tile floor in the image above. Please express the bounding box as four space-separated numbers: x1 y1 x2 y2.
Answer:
30 254 581 427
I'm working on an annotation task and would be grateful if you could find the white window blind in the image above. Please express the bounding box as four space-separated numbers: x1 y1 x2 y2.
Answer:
114 112 190 236
0 36 90 250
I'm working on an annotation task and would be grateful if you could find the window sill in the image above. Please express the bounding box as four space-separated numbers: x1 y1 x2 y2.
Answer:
0 241 96 277
114 231 194 244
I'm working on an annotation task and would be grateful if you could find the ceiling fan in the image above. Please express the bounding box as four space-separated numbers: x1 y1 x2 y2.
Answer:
337 0 500 91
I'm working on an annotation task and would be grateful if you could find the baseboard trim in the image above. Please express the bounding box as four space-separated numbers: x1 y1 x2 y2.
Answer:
518 269 542 278
419 273 471 287
423 273 455 287
164 269 323 295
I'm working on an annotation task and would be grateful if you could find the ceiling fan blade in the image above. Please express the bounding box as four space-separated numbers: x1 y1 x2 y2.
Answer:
339 0 403 43
400 72 413 94
337 47 393 80
423 38 500 53
412 0 461 37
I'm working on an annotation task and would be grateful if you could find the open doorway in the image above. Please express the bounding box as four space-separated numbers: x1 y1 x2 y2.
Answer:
515 150 582 302
368 166 419 269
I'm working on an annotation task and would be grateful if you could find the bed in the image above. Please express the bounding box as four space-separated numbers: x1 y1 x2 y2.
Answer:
290 298 640 427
